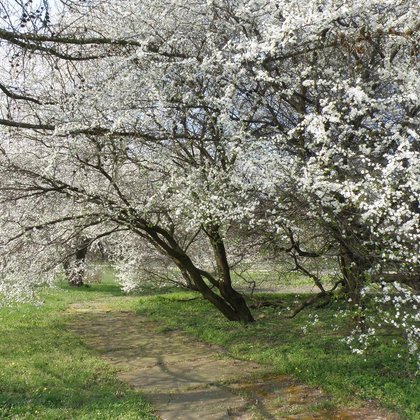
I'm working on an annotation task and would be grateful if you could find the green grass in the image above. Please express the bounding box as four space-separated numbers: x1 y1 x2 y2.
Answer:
231 269 312 285
0 280 155 420
1 275 418 419
134 291 420 419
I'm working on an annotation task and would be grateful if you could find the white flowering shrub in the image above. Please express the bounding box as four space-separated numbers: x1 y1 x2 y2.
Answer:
0 0 418 356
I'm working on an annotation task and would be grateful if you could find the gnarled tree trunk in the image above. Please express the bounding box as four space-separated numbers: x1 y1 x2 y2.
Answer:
339 245 370 305
140 223 255 323
63 238 90 287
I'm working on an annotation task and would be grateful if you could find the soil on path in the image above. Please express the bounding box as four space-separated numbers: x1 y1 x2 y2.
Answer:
67 300 397 420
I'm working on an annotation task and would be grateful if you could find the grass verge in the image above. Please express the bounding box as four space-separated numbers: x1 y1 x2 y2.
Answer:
134 291 419 419
0 283 155 420
1 276 418 419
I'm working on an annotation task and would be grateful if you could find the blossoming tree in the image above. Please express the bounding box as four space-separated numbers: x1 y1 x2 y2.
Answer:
0 0 418 357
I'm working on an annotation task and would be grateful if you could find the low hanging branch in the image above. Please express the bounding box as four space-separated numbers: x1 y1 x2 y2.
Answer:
0 118 198 144
285 279 343 319
0 82 42 104
0 118 54 130
0 28 189 60
250 299 283 309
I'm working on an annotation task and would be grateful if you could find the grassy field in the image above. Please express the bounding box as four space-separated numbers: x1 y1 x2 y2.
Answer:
0 283 154 420
0 275 419 419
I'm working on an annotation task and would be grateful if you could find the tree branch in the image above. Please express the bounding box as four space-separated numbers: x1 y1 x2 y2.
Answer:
0 82 42 104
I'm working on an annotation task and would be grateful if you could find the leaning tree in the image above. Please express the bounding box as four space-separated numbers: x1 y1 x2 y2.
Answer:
0 0 419 356
0 0 265 322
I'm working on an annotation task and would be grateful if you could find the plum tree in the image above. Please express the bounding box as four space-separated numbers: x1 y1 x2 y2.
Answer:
0 1 418 355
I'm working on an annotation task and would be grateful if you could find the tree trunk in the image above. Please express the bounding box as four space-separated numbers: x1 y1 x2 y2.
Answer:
207 226 255 323
143 226 255 323
173 261 199 291
340 246 368 304
180 254 255 323
64 239 90 287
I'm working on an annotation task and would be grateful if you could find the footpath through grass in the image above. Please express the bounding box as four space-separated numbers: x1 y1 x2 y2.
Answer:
135 290 419 420
0 282 154 420
0 277 419 419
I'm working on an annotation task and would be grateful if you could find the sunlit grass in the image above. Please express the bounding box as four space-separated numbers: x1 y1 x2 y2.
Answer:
1 272 418 419
0 278 155 420
135 291 419 419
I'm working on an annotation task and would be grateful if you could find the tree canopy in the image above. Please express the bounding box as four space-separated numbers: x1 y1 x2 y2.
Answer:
0 0 419 358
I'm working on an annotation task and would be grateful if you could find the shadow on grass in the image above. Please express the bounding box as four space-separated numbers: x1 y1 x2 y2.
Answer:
132 284 189 297
0 319 154 419
133 292 419 419
57 274 184 298
0 374 151 419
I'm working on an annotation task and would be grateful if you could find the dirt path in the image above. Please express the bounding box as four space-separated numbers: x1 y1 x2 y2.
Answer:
67 300 397 420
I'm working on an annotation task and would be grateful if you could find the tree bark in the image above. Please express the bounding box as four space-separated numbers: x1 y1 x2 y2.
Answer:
339 246 369 304
142 225 255 323
64 239 90 287
207 227 255 323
